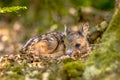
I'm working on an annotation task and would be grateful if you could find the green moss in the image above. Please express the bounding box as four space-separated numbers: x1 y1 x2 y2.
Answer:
91 0 114 10
61 61 84 80
87 51 120 68
49 73 55 80
9 74 24 80
84 8 120 79
0 75 24 80
10 65 23 74
86 8 120 66
61 58 75 64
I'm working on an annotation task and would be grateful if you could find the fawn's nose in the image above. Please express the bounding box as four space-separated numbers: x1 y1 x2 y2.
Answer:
66 50 72 56
66 46 73 56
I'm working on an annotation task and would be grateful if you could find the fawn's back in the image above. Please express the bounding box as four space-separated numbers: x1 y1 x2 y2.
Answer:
20 32 65 58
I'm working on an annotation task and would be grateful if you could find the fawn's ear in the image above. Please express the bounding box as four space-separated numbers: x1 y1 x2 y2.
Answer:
81 22 89 37
64 25 72 35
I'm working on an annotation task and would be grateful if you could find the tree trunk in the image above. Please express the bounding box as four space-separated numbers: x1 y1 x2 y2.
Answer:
83 7 120 80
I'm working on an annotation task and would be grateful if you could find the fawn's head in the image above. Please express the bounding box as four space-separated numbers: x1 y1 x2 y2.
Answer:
64 23 91 58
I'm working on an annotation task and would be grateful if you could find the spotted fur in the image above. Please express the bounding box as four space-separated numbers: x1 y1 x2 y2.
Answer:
20 23 91 59
20 32 65 58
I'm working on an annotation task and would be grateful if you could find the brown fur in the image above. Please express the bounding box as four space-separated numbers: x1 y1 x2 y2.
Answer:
20 32 65 58
64 23 91 58
20 23 91 59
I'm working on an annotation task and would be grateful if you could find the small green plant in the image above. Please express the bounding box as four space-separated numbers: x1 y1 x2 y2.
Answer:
0 6 27 13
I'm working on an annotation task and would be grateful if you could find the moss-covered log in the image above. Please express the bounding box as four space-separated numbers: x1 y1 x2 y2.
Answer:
83 8 120 80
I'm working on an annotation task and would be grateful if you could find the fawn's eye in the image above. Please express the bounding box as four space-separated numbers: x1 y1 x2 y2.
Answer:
75 43 80 48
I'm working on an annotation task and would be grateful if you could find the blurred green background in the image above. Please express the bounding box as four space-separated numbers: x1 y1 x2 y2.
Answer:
0 0 114 36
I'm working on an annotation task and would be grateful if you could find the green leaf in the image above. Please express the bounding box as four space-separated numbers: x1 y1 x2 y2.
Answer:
0 6 27 13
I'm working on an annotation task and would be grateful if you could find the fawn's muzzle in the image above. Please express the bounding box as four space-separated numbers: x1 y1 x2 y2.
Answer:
66 46 73 56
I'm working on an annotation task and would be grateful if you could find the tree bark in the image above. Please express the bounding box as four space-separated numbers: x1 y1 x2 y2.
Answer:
84 7 120 80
